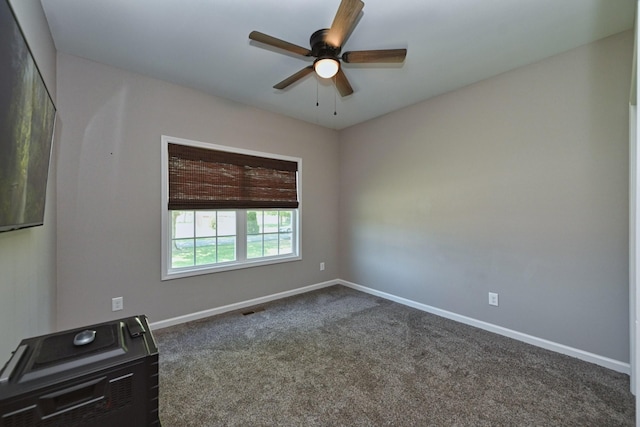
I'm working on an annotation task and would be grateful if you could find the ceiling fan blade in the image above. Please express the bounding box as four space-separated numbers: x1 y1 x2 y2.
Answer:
342 49 407 63
334 68 354 97
325 0 364 48
249 31 312 57
274 66 315 90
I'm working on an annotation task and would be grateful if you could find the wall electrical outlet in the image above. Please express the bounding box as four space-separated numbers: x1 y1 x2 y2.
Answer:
320 262 325 271
488 292 499 307
112 296 124 311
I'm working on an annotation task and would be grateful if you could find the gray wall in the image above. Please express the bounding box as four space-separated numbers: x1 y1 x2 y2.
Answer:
55 53 340 330
339 31 633 362
0 0 57 360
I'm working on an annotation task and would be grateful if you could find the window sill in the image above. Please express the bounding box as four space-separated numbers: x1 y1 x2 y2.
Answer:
162 254 302 281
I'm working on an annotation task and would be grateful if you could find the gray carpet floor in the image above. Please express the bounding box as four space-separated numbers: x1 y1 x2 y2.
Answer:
154 285 635 426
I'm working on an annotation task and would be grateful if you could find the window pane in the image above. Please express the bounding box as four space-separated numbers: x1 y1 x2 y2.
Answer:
195 238 216 265
264 233 279 256
195 211 216 237
247 234 263 259
217 211 236 236
173 211 194 239
247 210 261 235
218 236 236 262
264 211 278 233
279 211 292 231
279 233 292 254
278 211 293 255
171 238 195 268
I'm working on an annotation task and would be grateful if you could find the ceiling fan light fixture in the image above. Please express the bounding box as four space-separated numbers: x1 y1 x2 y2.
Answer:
314 58 339 79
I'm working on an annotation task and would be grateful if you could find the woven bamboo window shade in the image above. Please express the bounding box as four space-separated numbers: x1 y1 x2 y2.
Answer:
167 143 299 210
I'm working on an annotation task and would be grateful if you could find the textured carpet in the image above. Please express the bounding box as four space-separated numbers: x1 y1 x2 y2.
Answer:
154 285 634 426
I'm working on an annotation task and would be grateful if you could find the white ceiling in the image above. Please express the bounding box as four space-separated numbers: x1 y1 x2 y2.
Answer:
41 0 635 130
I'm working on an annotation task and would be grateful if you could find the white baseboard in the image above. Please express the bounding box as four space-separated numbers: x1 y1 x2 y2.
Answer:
149 280 339 330
340 280 631 375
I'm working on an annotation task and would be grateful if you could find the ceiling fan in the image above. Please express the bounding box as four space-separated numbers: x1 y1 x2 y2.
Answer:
248 0 407 97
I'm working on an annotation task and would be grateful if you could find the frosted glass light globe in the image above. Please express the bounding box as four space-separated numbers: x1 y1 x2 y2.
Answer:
314 58 339 79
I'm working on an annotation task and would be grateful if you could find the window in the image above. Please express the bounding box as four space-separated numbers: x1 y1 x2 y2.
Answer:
161 136 301 280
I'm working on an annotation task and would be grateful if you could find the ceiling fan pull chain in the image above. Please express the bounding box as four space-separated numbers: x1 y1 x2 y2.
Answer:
316 79 319 107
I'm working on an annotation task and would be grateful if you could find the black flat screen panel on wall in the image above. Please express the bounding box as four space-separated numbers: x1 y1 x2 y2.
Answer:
0 0 56 232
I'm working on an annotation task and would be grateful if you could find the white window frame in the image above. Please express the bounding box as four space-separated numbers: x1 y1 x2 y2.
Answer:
161 135 301 280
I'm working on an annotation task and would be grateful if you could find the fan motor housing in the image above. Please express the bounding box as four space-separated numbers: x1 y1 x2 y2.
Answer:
310 29 341 58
